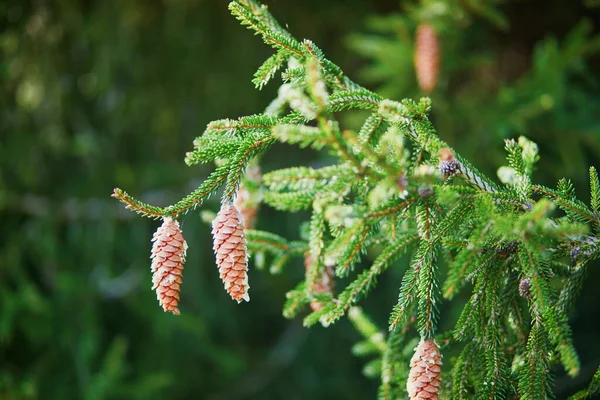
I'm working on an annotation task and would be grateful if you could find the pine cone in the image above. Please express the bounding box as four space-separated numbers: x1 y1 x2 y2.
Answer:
519 278 532 299
407 339 443 400
234 164 261 230
150 217 187 315
438 147 460 178
414 23 440 93
305 253 335 312
212 203 250 303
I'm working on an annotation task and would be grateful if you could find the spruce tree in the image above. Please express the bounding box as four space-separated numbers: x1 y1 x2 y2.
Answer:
114 1 600 398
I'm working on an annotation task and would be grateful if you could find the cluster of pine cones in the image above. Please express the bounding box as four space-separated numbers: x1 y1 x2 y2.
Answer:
149 201 251 315
149 174 260 314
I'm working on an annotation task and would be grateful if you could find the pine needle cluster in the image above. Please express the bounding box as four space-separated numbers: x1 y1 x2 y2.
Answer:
113 1 600 398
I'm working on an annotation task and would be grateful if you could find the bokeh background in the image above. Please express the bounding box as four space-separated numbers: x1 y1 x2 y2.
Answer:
1 0 600 399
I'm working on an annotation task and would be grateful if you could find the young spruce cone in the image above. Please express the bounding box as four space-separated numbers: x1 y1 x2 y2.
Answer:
438 147 460 178
414 23 440 93
212 203 250 303
407 339 443 400
305 253 335 312
150 217 187 315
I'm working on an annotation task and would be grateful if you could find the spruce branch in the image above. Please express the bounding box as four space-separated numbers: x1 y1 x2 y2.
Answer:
590 167 600 213
517 243 553 316
452 342 477 399
379 328 412 400
389 240 425 332
544 307 580 377
113 3 600 397
222 133 276 202
167 164 230 216
318 117 381 181
378 98 501 195
443 238 495 300
111 188 166 219
228 1 303 56
185 135 242 166
342 129 401 178
206 114 280 136
283 282 309 319
357 113 387 146
263 190 314 211
245 229 307 269
301 39 349 90
113 164 231 219
517 321 553 400
281 65 306 84
271 124 331 150
307 210 326 286
367 198 415 220
415 239 440 340
235 0 294 39
480 262 511 399
313 234 418 327
327 89 382 112
263 165 349 192
252 50 287 89
534 184 598 225
557 264 586 313
325 220 371 277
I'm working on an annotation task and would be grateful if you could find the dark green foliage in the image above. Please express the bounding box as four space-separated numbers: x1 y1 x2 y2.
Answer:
517 322 554 399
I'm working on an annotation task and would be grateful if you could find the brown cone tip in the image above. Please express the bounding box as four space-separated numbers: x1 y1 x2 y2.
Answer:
212 203 250 303
414 23 440 93
407 339 443 400
438 147 455 162
151 217 187 315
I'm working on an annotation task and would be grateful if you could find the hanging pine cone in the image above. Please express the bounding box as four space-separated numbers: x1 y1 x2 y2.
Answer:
305 253 335 312
234 164 262 230
212 203 250 303
407 339 443 400
150 217 187 315
414 23 440 93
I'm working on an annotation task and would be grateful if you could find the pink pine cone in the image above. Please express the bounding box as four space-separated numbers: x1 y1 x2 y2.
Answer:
151 217 187 315
414 23 440 93
407 339 443 399
212 203 250 303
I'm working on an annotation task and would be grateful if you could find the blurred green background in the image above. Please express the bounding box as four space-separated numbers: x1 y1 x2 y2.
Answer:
1 0 599 399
